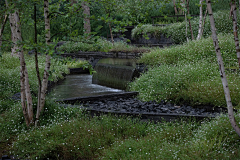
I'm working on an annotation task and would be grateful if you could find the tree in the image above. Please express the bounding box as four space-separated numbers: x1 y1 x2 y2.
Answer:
35 0 51 126
230 0 240 68
173 0 178 15
186 0 194 40
0 14 8 51
5 0 53 127
197 0 203 40
5 0 34 125
82 1 91 35
206 0 240 137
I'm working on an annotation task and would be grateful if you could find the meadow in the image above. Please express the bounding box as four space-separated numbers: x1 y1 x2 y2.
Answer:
1 8 240 159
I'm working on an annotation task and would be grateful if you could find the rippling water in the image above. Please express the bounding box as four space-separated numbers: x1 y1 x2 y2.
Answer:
48 74 124 100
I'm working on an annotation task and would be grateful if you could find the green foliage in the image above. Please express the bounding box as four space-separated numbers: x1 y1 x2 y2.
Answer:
11 115 148 159
139 33 237 67
101 115 240 159
0 53 69 113
57 39 110 53
130 34 240 107
132 10 236 44
57 38 150 53
65 58 95 74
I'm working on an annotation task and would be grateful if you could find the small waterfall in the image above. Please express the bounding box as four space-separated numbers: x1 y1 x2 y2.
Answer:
92 58 137 90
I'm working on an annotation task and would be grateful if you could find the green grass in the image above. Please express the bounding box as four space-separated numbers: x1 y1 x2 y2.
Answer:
57 38 150 53
2 9 240 159
0 53 69 113
0 50 240 159
132 10 237 44
10 115 148 159
130 33 240 108
8 114 240 159
102 115 240 159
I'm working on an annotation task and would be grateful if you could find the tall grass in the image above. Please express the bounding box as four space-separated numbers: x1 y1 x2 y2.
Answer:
101 115 240 159
139 34 237 67
11 115 148 159
1 47 240 159
130 33 240 108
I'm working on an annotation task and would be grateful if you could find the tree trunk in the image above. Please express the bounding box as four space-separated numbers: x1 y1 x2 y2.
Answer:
109 23 114 45
82 1 91 35
8 12 18 57
230 0 240 68
197 0 203 40
200 7 208 39
8 8 34 126
239 0 240 14
34 4 42 127
185 10 188 42
173 0 178 15
14 10 34 125
0 14 8 50
38 0 51 121
187 0 194 40
206 0 240 137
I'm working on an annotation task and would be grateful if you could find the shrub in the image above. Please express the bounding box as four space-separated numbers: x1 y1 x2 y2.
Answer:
132 10 237 44
57 38 150 53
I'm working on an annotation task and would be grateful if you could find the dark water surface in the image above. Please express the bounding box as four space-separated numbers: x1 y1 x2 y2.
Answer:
48 74 124 100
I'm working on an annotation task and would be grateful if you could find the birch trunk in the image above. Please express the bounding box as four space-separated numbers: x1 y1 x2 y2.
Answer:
187 0 194 40
185 10 188 42
206 0 240 137
82 1 91 35
173 0 178 15
230 0 240 68
14 10 34 125
0 14 8 50
8 13 18 57
5 0 18 57
13 11 34 124
200 7 208 39
33 4 42 127
8 8 34 126
197 0 203 40
38 0 51 121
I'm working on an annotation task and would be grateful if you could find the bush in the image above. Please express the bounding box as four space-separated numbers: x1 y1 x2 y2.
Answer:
132 10 237 44
57 38 150 53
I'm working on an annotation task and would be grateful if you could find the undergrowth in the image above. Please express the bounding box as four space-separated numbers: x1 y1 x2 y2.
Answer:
57 39 150 53
130 33 240 108
132 10 237 44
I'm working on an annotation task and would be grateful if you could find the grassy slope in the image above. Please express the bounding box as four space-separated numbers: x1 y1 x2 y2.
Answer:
130 34 240 108
1 30 240 159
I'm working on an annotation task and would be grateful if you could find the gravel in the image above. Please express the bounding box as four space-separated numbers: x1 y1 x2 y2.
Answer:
61 97 228 117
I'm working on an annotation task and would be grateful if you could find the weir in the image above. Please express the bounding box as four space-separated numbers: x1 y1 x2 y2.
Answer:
92 58 138 90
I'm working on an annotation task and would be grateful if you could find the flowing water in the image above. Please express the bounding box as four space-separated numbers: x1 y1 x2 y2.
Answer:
92 58 137 90
48 74 124 100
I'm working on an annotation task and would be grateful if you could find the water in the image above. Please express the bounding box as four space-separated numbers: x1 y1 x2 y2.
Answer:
48 74 124 100
92 58 137 90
